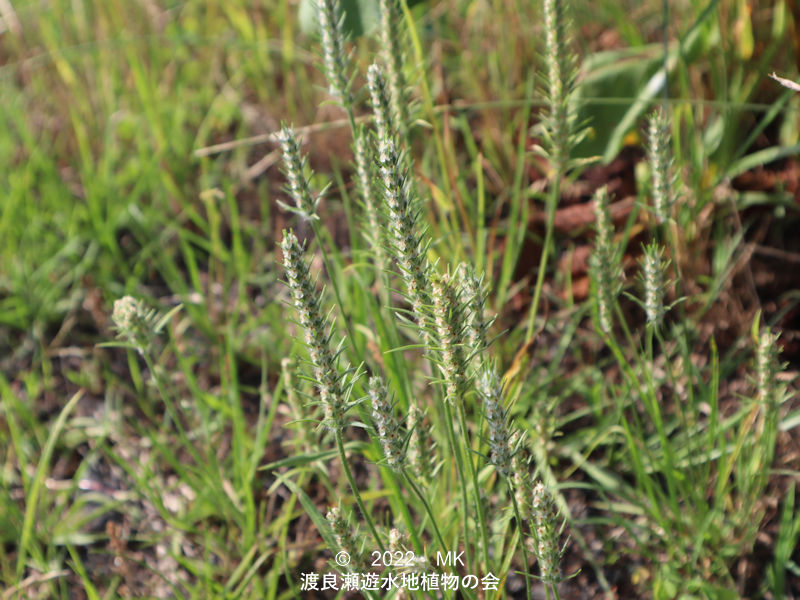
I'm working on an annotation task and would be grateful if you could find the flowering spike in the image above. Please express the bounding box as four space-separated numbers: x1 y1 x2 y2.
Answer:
277 125 319 220
317 0 353 106
588 186 621 334
510 433 532 513
377 137 432 341
326 506 361 568
112 296 160 355
478 365 513 476
541 0 579 169
755 326 781 407
647 108 676 223
457 264 490 353
368 63 396 144
280 230 347 429
640 242 669 327
407 406 432 479
431 272 469 403
353 130 387 273
378 0 409 137
531 481 564 584
369 376 405 470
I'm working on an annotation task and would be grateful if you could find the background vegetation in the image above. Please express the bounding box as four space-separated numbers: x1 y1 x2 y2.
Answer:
1 0 799 598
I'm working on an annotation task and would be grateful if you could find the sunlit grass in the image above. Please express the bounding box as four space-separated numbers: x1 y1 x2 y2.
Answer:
1 0 798 598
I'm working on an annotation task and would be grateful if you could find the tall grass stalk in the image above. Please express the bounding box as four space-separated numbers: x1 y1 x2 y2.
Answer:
376 133 485 571
280 230 387 554
525 0 581 345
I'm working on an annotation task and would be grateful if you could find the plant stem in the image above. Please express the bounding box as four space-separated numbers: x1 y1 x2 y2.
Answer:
440 399 473 571
309 219 359 352
525 173 559 345
510 483 532 600
458 402 491 569
335 429 386 553
402 469 447 550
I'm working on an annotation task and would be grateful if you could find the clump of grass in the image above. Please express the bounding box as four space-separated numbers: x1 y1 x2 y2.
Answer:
85 0 797 596
282 0 800 597
274 0 797 597
272 1 572 596
4 0 798 596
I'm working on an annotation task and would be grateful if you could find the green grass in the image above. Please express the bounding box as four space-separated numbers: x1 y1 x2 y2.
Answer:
1 0 799 598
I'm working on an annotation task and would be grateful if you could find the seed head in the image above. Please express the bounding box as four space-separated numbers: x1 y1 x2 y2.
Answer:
369 376 405 470
755 327 781 407
531 481 564 584
368 63 396 144
378 138 433 343
647 108 676 224
280 230 347 429
541 0 578 169
377 0 409 137
112 295 158 354
640 242 669 327
510 433 532 513
277 125 319 220
353 131 387 273
317 0 353 106
431 272 469 403
457 264 490 353
478 365 513 477
588 186 621 334
326 506 361 568
407 406 432 479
